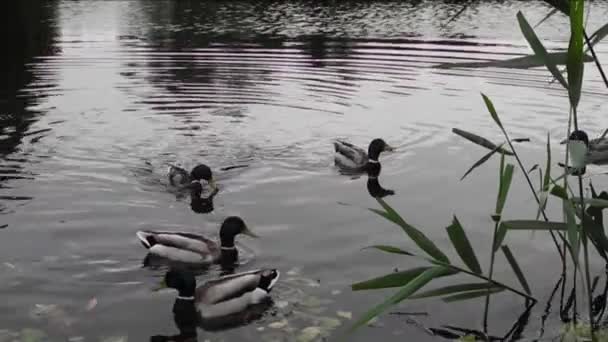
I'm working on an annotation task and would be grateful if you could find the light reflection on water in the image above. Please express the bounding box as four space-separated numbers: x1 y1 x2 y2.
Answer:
2 0 608 340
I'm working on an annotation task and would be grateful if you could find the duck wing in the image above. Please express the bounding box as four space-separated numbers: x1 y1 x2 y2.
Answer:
168 164 190 186
197 270 263 305
334 140 368 170
136 230 215 255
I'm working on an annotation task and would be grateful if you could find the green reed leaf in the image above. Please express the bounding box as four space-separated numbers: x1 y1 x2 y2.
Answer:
461 143 505 181
373 198 450 263
517 11 569 90
349 266 450 332
443 287 506 302
567 0 585 109
452 128 513 155
481 93 503 130
352 267 431 291
446 216 482 274
410 282 497 299
501 220 568 231
587 22 608 51
502 245 531 294
363 245 413 256
496 164 515 216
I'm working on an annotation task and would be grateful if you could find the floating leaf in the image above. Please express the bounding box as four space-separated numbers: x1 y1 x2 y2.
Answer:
352 267 430 291
517 11 569 89
269 319 289 329
349 266 449 331
460 143 505 181
446 216 482 274
501 220 568 231
337 311 352 320
502 245 531 294
443 287 505 302
452 128 513 155
86 297 98 311
297 326 322 342
410 282 496 299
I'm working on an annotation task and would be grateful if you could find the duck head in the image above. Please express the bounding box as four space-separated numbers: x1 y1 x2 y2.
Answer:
368 138 394 161
190 164 216 190
219 216 257 248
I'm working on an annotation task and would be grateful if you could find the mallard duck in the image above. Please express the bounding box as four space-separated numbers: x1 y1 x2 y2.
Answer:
168 163 217 190
157 268 280 322
136 216 257 265
334 138 394 175
189 181 219 214
560 129 608 166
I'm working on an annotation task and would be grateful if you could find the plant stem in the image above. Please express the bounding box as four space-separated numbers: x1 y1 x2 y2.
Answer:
483 221 501 333
584 30 608 89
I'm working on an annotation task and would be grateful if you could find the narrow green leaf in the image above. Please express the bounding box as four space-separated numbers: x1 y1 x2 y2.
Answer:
550 184 568 199
587 22 608 51
411 282 497 299
460 143 505 181
501 245 531 294
564 199 580 265
502 220 568 231
494 223 508 251
517 11 569 89
446 216 482 274
583 215 608 261
496 164 515 216
352 267 430 291
452 128 513 155
349 266 449 331
363 245 413 256
528 164 539 174
443 288 506 302
567 0 585 109
374 198 450 263
481 93 503 129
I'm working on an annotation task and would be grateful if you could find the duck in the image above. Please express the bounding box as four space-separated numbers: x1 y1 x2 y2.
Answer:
189 181 219 214
560 129 608 166
333 138 394 175
367 177 395 198
168 163 217 190
136 216 257 266
156 268 280 326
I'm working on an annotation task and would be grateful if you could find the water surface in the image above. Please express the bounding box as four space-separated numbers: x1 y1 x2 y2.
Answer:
3 1 608 341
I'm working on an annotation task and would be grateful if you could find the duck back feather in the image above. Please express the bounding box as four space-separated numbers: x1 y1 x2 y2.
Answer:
334 140 368 172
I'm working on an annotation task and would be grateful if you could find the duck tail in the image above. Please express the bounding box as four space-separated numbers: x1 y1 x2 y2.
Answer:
268 270 280 290
136 231 156 249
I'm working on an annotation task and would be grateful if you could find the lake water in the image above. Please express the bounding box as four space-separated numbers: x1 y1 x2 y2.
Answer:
3 1 608 341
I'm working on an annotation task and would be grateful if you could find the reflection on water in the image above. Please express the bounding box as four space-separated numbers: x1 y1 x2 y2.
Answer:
2 0 608 340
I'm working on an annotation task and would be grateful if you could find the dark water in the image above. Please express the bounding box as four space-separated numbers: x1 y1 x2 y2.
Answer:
3 0 608 341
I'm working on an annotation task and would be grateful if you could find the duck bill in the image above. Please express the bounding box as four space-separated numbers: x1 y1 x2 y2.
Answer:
242 226 259 238
384 145 395 152
152 279 167 292
208 179 218 191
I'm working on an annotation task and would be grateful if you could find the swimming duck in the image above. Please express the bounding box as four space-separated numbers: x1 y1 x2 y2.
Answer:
157 268 280 324
189 182 219 214
334 138 394 175
136 216 257 265
168 163 217 190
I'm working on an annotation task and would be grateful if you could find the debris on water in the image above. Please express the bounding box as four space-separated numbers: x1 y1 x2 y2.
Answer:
268 319 288 329
367 317 384 328
100 336 128 342
20 328 46 342
286 267 301 276
275 300 289 309
257 327 265 332
296 327 321 342
330 290 341 296
31 304 59 317
86 298 98 311
337 311 352 320
3 262 15 270
68 337 85 342
319 317 341 330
